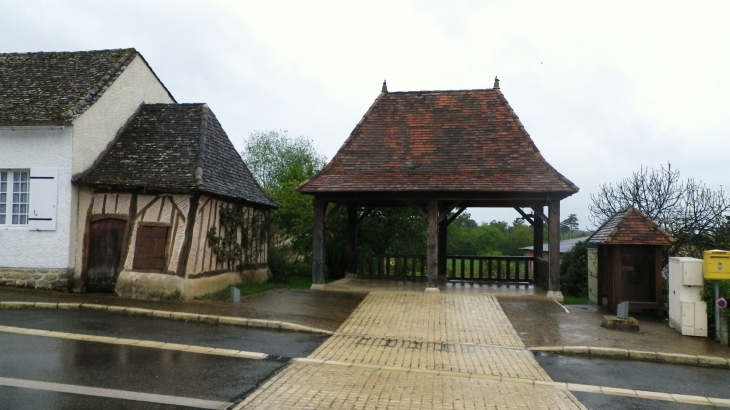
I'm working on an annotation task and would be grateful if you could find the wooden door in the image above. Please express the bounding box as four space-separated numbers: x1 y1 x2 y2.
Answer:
86 218 127 292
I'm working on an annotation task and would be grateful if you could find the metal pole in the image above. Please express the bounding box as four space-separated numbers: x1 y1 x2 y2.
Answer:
716 281 721 342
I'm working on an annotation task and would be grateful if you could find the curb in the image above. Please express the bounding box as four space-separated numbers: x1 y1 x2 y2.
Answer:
0 301 334 335
529 345 730 369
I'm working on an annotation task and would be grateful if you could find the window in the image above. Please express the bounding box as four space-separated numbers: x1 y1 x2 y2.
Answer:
133 225 169 270
0 170 29 226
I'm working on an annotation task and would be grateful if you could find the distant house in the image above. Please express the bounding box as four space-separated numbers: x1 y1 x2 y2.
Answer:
521 236 590 258
0 49 276 300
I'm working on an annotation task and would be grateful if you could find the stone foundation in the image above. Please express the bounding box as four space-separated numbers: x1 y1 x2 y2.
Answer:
115 267 271 302
0 267 73 291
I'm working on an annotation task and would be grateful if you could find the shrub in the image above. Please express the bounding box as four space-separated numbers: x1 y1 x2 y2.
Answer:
560 241 588 297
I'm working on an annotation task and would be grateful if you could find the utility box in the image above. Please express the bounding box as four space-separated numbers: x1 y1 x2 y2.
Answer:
668 257 707 337
703 250 730 280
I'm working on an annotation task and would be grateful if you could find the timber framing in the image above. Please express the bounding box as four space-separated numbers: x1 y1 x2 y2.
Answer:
299 79 578 295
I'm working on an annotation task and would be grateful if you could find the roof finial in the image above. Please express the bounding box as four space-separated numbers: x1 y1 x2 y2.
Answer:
493 76 500 89
382 80 388 92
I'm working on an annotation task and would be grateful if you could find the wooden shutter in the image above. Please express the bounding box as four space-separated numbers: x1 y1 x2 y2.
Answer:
133 225 169 270
28 168 58 231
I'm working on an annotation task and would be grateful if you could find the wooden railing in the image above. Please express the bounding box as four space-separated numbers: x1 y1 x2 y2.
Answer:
357 254 427 281
446 255 532 283
356 254 533 283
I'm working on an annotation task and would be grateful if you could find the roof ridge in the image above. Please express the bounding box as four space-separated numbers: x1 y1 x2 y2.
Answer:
60 48 138 121
493 87 579 195
194 104 210 190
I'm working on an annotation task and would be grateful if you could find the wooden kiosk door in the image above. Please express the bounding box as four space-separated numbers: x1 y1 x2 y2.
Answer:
86 218 127 292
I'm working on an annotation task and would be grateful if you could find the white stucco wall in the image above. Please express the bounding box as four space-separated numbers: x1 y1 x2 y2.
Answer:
68 54 173 284
71 55 174 174
0 126 73 268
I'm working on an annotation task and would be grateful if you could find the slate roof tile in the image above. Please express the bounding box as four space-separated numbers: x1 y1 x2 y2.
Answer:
298 86 578 195
588 207 674 245
74 104 277 208
0 48 173 124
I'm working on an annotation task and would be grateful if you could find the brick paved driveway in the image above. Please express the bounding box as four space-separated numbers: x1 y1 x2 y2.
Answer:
236 292 585 409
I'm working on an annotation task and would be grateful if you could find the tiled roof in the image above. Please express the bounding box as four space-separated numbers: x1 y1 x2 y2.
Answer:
0 48 174 124
298 85 578 196
588 207 674 245
74 104 278 208
521 236 591 253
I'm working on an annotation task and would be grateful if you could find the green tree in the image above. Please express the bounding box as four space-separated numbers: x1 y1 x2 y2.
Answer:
560 214 579 239
560 240 588 297
589 163 730 257
241 130 327 266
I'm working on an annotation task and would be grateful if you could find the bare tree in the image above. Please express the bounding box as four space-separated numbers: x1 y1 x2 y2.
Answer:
589 163 730 256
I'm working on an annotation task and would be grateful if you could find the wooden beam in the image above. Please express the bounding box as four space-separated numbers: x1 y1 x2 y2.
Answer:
532 206 544 283
437 201 461 224
446 207 467 225
535 209 549 225
548 200 560 294
514 207 535 227
346 205 357 275
405 200 427 222
324 202 343 222
426 200 439 288
312 198 326 286
438 216 448 279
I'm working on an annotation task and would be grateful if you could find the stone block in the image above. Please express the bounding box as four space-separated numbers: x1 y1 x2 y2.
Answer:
198 314 219 324
1 301 33 309
562 346 590 355
589 347 629 358
170 312 199 321
629 350 657 361
600 315 640 332
697 355 727 367
656 352 698 365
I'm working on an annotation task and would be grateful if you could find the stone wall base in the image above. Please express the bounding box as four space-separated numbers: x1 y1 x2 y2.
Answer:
114 268 270 302
0 267 72 292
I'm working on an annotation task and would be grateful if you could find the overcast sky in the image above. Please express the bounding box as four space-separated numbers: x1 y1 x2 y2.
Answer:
2 1 729 228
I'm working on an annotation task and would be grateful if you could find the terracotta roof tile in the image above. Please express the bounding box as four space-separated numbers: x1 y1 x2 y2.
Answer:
588 207 674 245
298 87 578 196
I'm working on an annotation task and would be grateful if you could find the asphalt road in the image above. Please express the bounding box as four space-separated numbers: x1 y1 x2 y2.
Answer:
534 353 730 409
0 309 330 409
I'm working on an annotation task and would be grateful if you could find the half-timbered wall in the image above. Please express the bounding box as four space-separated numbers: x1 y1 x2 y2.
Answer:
90 193 188 275
89 193 267 280
185 196 268 278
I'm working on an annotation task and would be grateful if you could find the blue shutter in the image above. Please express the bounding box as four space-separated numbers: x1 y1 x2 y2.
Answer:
28 168 58 231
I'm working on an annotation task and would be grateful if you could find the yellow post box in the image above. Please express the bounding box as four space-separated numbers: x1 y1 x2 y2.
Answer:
703 250 730 280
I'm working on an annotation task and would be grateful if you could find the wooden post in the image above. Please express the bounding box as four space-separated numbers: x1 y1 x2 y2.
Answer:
438 216 448 282
547 199 562 300
312 198 326 289
426 200 439 290
532 206 544 285
346 205 357 276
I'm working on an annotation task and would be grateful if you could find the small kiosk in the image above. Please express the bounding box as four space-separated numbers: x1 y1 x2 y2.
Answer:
588 207 675 315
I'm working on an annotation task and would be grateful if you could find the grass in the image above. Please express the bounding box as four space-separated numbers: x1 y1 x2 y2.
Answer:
562 295 588 305
200 274 312 301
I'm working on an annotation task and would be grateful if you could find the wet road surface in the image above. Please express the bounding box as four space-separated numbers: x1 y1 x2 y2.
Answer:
0 287 367 332
535 353 730 409
0 309 331 409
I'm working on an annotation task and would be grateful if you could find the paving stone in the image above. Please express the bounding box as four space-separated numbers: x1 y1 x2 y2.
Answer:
34 302 57 309
234 292 586 409
106 306 127 313
170 312 199 321
56 303 80 310
589 347 629 358
198 314 219 324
